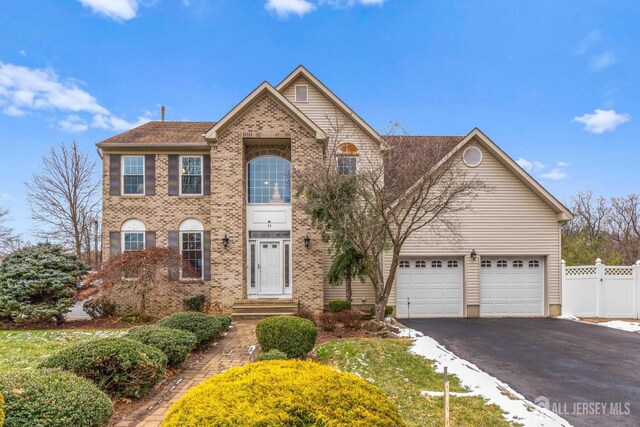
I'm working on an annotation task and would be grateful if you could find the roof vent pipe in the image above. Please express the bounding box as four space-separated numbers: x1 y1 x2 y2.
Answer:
161 104 166 122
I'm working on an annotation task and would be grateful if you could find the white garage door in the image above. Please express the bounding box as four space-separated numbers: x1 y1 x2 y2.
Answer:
396 258 463 318
480 257 544 316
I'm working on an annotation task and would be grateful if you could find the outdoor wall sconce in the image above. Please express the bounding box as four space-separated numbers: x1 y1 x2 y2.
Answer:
470 249 477 261
222 234 230 249
303 234 311 248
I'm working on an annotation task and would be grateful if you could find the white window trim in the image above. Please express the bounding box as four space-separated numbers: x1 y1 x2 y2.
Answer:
179 230 204 281
179 155 204 196
294 84 308 103
336 155 359 175
246 155 292 205
463 146 483 168
121 155 145 196
121 231 145 252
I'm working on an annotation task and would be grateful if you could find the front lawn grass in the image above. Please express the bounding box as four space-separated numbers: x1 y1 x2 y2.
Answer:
0 329 125 374
316 339 513 427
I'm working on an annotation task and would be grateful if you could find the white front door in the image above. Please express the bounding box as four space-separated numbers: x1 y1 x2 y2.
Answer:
259 241 282 295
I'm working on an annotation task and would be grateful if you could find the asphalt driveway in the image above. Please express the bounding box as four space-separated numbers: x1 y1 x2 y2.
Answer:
408 318 640 427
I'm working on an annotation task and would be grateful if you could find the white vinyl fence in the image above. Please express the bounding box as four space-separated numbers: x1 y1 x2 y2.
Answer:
562 259 640 319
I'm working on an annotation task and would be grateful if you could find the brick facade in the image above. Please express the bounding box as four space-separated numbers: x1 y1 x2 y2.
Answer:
101 93 325 316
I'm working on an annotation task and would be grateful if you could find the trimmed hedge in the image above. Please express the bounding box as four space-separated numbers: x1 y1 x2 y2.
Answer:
156 312 226 348
257 349 288 361
328 300 351 313
126 326 198 367
161 360 404 426
41 337 167 398
256 316 317 359
369 305 394 318
214 315 232 331
0 368 112 427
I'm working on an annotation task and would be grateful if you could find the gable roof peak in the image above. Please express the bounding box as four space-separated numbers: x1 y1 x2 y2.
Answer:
276 65 383 145
204 80 325 141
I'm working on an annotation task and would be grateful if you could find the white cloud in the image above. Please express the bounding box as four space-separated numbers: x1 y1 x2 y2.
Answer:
78 0 141 21
266 0 315 17
0 192 14 203
590 51 616 71
92 112 152 132
575 31 600 55
0 61 152 132
516 157 533 172
0 62 108 115
266 0 385 17
573 109 630 134
58 115 89 133
19 50 27 57
517 157 568 180
516 158 546 172
540 168 567 180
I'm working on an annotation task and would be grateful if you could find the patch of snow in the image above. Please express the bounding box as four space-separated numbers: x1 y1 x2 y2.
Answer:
395 328 423 338
402 327 571 427
557 314 580 321
597 320 640 333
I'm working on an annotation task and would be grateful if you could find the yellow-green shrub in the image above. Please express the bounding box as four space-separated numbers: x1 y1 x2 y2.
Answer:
0 391 4 427
162 360 404 427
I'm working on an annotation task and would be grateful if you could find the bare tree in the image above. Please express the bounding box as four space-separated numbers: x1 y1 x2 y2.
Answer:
26 142 100 264
608 194 640 264
80 247 192 315
295 120 488 321
0 207 14 247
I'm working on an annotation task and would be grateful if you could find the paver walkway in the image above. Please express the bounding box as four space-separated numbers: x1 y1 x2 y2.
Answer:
114 320 258 427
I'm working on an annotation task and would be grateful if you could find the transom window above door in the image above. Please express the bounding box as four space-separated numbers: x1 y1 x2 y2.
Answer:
247 156 291 204
181 156 202 195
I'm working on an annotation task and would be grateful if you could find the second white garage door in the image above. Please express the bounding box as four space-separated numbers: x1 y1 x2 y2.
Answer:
396 258 463 318
480 257 544 316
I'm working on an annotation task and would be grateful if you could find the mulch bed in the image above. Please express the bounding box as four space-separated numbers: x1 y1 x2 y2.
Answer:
316 326 378 345
0 317 132 330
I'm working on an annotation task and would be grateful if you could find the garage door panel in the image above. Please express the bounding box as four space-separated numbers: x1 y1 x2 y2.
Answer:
480 257 544 317
396 258 463 318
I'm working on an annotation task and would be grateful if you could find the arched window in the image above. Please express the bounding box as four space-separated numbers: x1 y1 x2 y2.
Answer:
247 156 291 204
399 260 410 268
447 260 459 268
336 142 359 175
416 260 426 268
513 260 524 268
481 260 492 268
431 260 442 268
179 219 204 279
121 219 145 252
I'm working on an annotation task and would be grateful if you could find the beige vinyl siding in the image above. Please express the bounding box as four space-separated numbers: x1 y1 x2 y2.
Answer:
282 76 382 307
384 141 562 311
322 239 376 307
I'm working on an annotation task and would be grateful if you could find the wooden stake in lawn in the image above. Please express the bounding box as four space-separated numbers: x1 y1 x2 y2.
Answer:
444 366 450 427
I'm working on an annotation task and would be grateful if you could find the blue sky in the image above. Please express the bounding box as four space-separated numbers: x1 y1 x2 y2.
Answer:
0 0 638 239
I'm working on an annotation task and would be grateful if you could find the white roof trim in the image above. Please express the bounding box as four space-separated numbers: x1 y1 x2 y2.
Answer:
205 81 325 142
455 128 573 221
276 66 384 147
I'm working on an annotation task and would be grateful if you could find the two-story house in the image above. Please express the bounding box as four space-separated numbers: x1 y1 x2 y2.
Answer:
98 66 572 318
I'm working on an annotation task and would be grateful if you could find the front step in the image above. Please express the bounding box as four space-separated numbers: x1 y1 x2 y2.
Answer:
232 299 299 319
